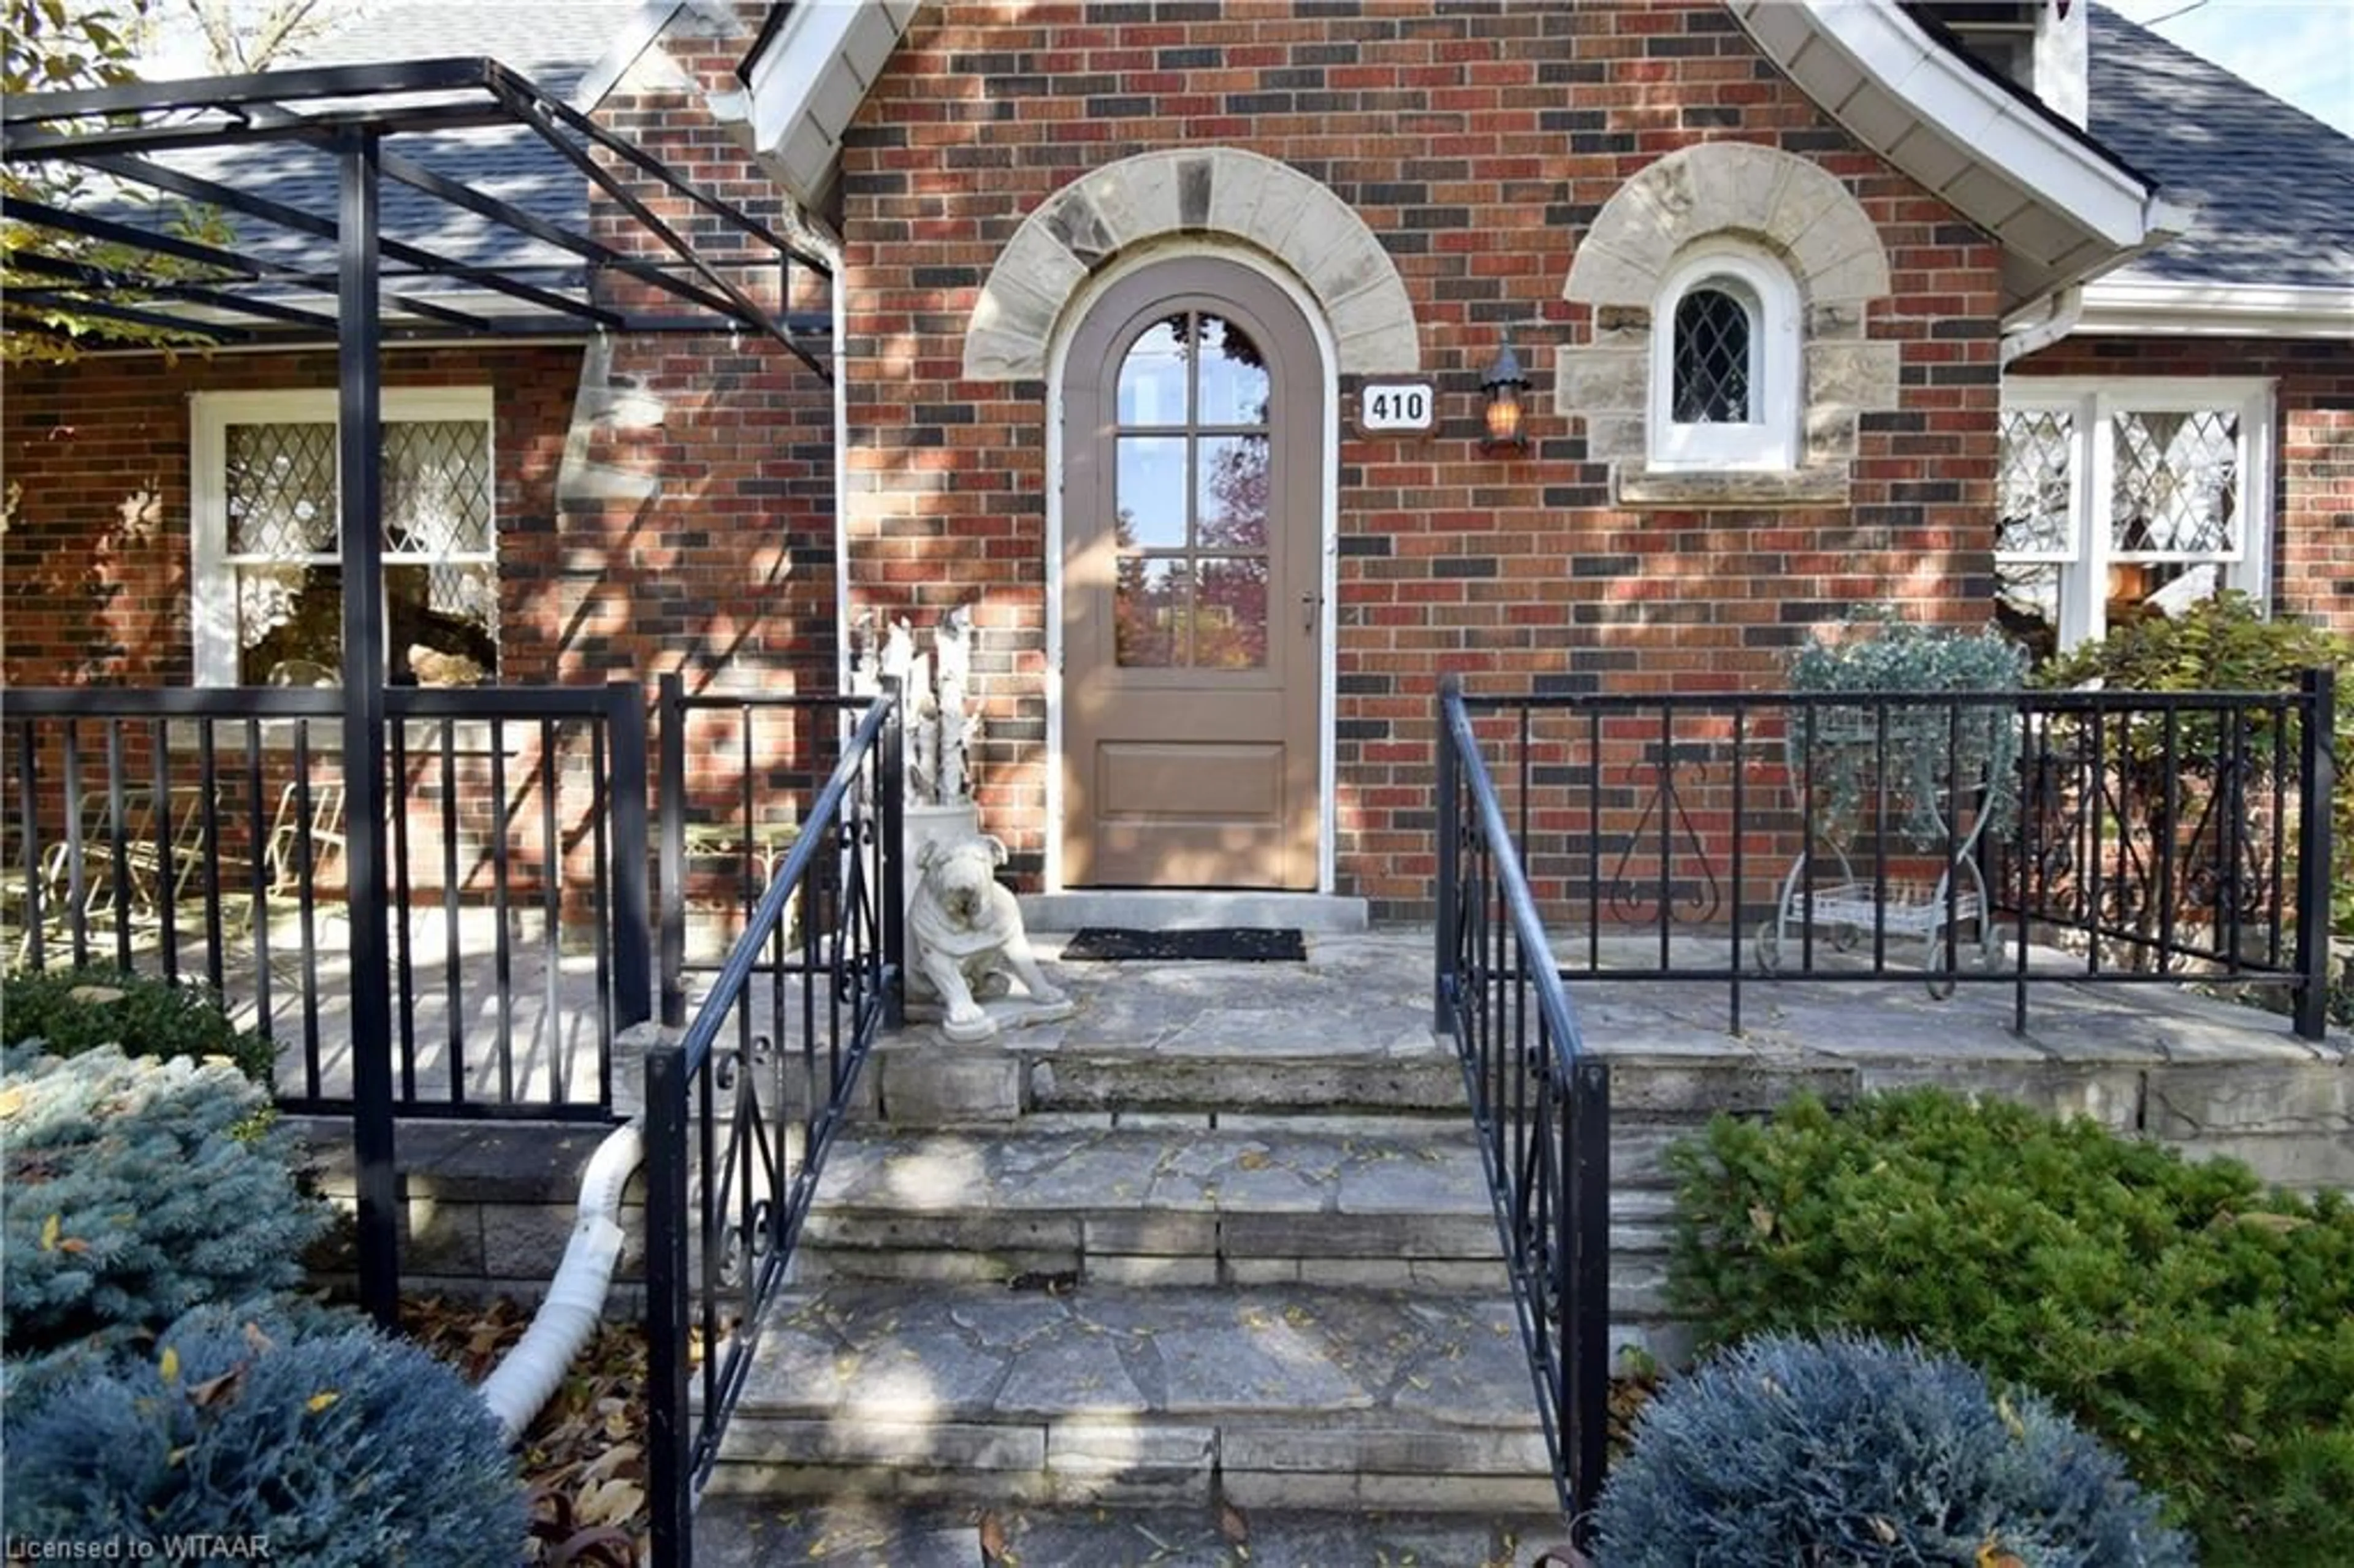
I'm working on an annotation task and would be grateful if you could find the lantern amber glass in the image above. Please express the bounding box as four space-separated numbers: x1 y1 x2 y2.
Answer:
1484 386 1523 449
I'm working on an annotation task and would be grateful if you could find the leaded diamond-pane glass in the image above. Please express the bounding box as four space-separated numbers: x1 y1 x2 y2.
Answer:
227 423 337 557
2112 409 2238 555
221 416 497 685
384 421 492 555
1997 408 2074 557
1672 287 1750 423
1117 319 1187 427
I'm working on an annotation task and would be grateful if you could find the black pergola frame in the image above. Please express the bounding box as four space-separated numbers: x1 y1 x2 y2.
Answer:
1 56 831 368
3 59 836 1328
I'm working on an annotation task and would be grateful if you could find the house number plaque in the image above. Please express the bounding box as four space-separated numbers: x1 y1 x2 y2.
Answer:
1355 381 1437 435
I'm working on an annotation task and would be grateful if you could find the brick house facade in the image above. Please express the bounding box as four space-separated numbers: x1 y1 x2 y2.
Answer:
3 1 2346 923
834 0 2009 913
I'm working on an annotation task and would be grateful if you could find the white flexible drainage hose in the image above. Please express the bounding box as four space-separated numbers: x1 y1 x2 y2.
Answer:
478 1119 644 1446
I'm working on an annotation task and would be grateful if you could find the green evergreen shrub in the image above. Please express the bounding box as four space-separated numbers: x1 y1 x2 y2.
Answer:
2038 592 2354 997
2 965 275 1086
1594 1331 2192 1567
1 1044 328 1358
1668 1089 2354 1567
3 1303 527 1567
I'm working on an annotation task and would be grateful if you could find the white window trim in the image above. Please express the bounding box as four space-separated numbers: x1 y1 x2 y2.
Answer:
1647 245 1801 473
1997 376 2275 650
189 387 497 687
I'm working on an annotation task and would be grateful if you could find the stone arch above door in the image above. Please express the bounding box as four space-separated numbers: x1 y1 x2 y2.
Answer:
962 148 1420 382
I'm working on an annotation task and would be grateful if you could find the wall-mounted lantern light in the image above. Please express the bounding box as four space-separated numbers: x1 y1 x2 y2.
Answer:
1480 337 1529 454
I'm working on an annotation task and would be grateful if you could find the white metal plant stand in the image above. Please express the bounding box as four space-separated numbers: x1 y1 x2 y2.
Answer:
1754 723 2003 996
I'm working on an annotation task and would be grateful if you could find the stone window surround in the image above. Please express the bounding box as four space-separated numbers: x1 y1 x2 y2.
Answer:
1563 142 1900 510
962 147 1421 384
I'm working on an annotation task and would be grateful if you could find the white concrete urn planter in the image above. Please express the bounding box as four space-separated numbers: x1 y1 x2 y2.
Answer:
903 800 980 879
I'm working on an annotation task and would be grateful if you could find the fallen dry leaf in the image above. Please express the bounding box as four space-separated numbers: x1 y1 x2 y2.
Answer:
189 1364 248 1410
978 1509 1010 1563
573 1479 644 1530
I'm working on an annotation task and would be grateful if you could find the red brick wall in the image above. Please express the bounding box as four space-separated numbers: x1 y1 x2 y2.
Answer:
1 348 574 688
2009 335 2354 641
837 0 2008 914
587 32 840 699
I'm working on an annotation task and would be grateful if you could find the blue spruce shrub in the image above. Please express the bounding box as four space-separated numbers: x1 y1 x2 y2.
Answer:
1 1043 329 1357
1594 1333 2193 1568
4 1304 528 1567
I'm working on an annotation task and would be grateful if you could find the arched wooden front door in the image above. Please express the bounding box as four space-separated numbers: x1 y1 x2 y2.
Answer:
1061 258 1323 889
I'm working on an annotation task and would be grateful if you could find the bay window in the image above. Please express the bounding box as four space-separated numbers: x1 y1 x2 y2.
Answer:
1995 378 2274 657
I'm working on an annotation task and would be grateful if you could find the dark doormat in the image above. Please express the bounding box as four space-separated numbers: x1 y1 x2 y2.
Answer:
1061 927 1307 962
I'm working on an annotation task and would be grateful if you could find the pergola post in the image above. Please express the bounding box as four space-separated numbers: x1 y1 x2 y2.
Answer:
337 126 400 1328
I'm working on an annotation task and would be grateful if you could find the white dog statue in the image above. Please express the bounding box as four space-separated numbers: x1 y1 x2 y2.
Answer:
907 831 1072 1042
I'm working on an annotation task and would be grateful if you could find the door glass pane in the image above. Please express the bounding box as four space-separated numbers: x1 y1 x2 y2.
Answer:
1116 318 1189 427
1115 436 1187 549
1197 435 1269 549
1192 558 1269 669
1115 557 1186 667
1196 316 1270 426
237 561 343 685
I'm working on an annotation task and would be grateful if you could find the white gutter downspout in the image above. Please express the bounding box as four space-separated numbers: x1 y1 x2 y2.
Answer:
478 1118 642 1445
815 225 851 692
2001 284 2085 366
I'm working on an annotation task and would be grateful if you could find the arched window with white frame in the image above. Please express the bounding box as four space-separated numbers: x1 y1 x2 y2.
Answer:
1648 245 1800 473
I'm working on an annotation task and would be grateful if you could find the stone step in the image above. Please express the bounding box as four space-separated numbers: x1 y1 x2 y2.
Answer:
801 1125 1680 1290
693 1496 1562 1566
710 1281 1561 1513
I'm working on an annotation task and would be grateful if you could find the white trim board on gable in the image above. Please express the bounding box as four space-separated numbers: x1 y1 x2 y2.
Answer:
741 0 921 210
1727 0 2191 317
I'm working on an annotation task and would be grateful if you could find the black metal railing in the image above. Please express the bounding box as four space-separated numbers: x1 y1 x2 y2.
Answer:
1434 674 1611 1540
1452 670 2336 1041
655 675 890 1029
3 683 652 1117
644 687 902 1567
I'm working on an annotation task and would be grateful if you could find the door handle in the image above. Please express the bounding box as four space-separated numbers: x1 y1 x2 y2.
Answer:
1301 592 1319 636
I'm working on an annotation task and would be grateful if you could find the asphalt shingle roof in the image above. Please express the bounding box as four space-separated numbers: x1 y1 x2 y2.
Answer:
143 2 646 277
2089 4 2354 289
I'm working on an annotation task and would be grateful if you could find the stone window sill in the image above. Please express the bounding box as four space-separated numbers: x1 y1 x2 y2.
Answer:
1612 465 1848 511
